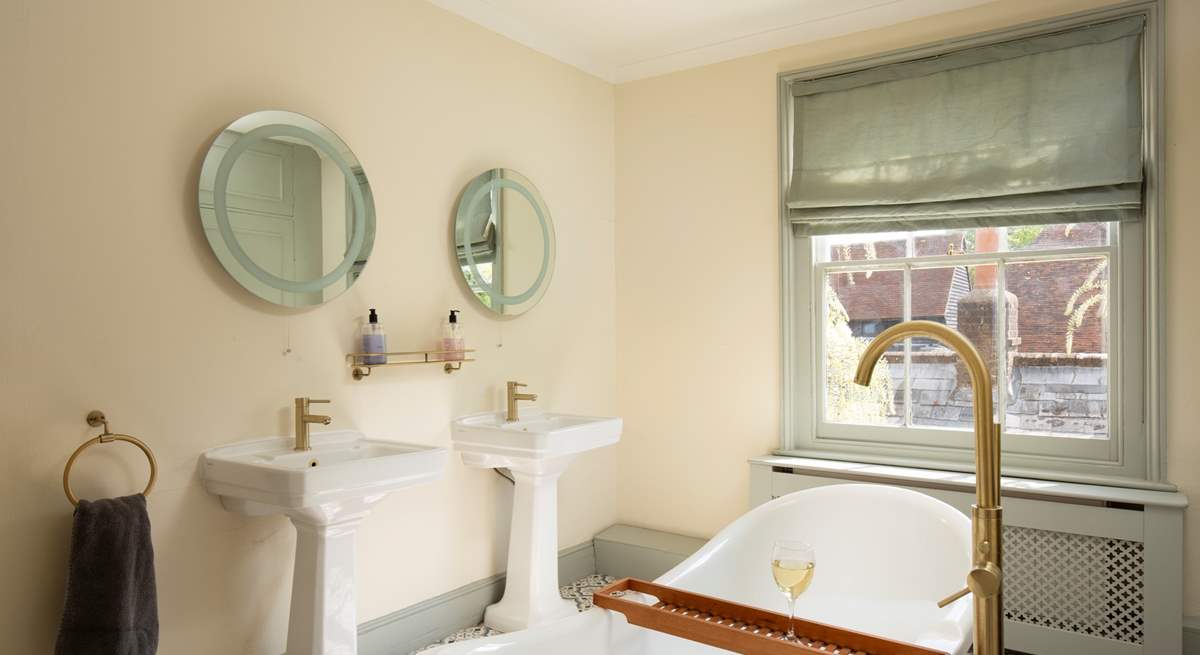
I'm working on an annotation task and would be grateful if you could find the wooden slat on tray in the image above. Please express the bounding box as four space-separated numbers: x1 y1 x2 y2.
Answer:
592 578 949 655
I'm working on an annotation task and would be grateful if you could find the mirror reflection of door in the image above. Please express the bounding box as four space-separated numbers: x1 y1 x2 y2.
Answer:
199 131 351 307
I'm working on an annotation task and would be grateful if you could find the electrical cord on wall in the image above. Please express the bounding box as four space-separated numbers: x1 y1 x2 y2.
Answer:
494 468 515 484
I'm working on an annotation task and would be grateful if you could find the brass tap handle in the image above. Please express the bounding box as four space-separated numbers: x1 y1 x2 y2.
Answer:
937 586 971 608
937 562 1002 608
968 562 1002 598
307 398 330 405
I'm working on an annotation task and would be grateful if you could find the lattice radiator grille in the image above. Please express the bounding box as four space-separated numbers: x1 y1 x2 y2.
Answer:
1003 525 1145 644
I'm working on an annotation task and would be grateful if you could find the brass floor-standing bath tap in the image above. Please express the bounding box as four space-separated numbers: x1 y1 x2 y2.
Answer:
853 320 1003 655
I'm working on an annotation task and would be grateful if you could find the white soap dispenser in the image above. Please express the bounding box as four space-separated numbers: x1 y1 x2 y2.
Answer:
440 309 465 361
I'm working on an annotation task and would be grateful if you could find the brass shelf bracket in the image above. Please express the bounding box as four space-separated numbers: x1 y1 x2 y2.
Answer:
346 349 477 380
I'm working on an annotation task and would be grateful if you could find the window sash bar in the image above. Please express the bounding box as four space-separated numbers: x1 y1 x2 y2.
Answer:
815 243 1115 273
903 264 913 427
995 259 1008 431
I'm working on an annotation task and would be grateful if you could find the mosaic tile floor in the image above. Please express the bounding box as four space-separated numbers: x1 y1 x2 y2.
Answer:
413 574 616 653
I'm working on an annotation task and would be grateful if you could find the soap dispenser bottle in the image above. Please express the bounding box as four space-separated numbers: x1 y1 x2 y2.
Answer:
361 308 387 365
441 309 465 361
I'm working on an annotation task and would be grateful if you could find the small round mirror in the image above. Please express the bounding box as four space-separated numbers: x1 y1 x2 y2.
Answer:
199 110 375 307
454 169 555 316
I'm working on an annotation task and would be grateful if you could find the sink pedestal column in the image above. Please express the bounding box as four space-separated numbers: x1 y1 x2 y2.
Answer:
484 458 577 632
202 432 448 655
284 507 373 655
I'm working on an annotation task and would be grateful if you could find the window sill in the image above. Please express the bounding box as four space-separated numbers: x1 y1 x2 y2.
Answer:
751 454 1187 509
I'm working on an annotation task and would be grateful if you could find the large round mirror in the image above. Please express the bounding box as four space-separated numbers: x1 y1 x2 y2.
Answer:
454 169 555 316
199 110 375 307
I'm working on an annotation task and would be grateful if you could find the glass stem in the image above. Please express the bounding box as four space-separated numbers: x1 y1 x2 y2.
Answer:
786 597 797 641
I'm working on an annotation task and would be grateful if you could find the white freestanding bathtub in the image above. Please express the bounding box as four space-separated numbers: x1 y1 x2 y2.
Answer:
429 484 974 654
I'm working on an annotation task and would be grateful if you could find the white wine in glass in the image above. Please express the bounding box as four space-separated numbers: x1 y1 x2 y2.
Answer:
771 540 815 641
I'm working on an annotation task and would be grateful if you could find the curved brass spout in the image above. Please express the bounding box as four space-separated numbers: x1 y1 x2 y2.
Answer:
853 320 1003 655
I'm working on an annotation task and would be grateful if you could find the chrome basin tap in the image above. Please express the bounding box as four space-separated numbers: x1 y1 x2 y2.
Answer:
854 320 1003 655
294 397 332 451
506 381 538 422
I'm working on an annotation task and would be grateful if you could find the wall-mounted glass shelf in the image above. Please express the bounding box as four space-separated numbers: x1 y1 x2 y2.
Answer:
347 349 476 380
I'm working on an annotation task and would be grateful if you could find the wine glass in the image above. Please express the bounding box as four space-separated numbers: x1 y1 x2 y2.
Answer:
771 539 815 641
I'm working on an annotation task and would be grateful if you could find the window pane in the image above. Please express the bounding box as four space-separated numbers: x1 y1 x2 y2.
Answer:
818 223 1108 263
909 264 1001 430
1005 257 1110 439
910 223 1109 257
824 269 904 426
1004 223 1109 252
818 234 909 262
913 230 971 257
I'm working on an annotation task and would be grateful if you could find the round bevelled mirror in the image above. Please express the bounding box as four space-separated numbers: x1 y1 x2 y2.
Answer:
199 110 375 307
454 169 555 317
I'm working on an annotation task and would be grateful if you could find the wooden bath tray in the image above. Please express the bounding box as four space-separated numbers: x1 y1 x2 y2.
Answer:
592 578 948 655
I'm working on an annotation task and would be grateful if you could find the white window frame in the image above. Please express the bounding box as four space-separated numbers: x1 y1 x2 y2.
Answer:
777 1 1169 490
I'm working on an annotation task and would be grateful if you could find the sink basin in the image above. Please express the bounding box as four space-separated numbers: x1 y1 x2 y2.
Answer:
203 430 446 514
452 410 621 462
202 430 446 655
452 409 621 633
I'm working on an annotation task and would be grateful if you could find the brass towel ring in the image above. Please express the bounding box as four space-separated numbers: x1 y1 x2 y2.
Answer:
63 410 158 507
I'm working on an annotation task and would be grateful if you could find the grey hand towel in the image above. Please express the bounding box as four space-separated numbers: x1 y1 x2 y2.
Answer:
56 494 158 655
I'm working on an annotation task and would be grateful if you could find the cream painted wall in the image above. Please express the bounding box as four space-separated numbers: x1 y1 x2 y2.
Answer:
1 0 1196 649
0 0 615 653
614 0 1200 617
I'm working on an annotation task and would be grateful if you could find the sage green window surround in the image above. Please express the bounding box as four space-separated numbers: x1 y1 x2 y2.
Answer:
777 1 1169 490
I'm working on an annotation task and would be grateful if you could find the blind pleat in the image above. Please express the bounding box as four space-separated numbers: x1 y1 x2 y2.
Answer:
792 184 1141 236
787 16 1144 235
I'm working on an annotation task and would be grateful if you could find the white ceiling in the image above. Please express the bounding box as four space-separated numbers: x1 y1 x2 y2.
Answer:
428 0 994 83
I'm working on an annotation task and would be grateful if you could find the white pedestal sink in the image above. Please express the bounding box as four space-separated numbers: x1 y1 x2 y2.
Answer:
452 410 621 632
202 430 447 655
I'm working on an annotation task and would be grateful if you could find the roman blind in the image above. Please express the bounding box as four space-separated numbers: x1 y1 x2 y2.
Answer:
787 16 1144 236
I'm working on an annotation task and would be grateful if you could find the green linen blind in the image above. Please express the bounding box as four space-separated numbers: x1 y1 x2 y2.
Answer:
787 16 1145 236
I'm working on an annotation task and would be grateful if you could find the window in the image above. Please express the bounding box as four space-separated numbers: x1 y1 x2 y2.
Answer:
820 222 1116 440
779 6 1165 487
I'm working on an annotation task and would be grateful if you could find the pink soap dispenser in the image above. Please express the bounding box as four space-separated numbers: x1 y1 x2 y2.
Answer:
440 309 465 361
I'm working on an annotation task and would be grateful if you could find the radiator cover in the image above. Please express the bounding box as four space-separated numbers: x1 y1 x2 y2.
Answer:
1003 525 1145 645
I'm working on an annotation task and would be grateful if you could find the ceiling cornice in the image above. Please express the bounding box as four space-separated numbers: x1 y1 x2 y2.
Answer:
428 0 994 84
